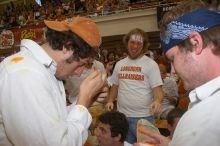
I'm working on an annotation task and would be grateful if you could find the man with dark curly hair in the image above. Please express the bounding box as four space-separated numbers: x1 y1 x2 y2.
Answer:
0 17 107 146
95 111 132 146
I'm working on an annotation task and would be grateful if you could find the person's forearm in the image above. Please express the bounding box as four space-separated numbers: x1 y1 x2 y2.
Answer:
153 86 164 103
107 84 118 102
77 94 92 108
67 105 92 145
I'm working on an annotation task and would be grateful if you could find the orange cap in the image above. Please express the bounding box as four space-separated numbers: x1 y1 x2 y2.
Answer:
44 17 101 48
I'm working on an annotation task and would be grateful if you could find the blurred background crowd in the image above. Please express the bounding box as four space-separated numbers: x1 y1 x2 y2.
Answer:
0 0 182 29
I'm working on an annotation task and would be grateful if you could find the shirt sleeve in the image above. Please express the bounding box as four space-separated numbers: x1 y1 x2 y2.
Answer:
147 61 163 88
0 66 91 146
109 61 119 85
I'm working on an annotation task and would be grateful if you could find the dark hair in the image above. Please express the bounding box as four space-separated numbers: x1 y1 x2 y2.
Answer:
45 28 97 60
167 108 185 126
123 28 149 52
107 51 116 62
178 25 220 55
98 111 129 143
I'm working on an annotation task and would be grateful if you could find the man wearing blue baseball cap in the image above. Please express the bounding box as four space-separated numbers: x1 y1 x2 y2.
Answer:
135 0 220 146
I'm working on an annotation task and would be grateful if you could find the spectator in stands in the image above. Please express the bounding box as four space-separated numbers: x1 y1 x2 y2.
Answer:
0 17 107 146
102 0 115 14
86 0 97 12
118 0 129 8
4 4 12 17
101 48 109 64
159 64 179 119
1 15 9 28
9 1 15 12
8 15 18 27
166 108 184 139
134 0 220 146
121 51 128 59
129 0 137 4
95 111 132 146
176 79 190 111
105 51 116 76
0 16 4 28
106 28 163 144
56 5 67 20
62 1 71 15
152 49 162 63
26 10 35 25
18 12 27 26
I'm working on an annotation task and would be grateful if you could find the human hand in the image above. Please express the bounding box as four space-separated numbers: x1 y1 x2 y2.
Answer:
105 102 114 111
91 86 108 106
150 101 162 117
77 70 106 107
137 126 170 146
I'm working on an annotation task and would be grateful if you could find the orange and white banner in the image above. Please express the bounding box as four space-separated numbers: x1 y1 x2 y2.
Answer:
0 23 45 49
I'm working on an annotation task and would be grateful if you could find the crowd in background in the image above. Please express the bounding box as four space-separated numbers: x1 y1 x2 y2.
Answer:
0 0 189 111
0 0 181 29
1 0 220 145
0 0 189 144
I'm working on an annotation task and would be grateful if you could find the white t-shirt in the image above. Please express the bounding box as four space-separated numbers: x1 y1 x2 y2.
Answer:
170 76 220 146
110 56 163 117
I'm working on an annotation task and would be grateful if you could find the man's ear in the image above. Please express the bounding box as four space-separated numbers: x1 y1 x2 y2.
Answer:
62 46 68 54
113 134 121 142
62 46 73 58
189 32 204 55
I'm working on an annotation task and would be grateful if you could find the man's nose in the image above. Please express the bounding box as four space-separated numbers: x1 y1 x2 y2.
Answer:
94 128 100 137
133 43 139 49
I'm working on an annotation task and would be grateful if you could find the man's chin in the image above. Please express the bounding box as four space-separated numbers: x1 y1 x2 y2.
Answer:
128 54 141 59
128 54 135 58
55 75 67 81
182 81 192 92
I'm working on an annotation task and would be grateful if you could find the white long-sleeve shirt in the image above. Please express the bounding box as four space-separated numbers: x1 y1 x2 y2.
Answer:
0 39 92 146
170 76 220 146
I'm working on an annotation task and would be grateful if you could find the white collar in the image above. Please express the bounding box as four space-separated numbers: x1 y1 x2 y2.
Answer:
20 39 57 74
189 76 220 108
